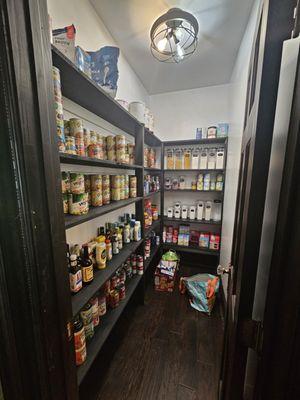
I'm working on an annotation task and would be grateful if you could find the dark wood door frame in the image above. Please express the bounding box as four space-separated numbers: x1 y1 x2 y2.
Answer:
0 0 77 398
221 1 296 399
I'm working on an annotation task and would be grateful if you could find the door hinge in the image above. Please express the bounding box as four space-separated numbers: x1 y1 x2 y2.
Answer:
240 319 263 354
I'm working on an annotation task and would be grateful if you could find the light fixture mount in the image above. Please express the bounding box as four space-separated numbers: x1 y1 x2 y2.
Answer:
150 7 199 63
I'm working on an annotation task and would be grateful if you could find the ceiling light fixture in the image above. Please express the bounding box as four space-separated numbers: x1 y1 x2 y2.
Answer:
150 7 199 64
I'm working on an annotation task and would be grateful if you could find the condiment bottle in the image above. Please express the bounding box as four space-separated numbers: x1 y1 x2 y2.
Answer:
81 245 94 284
105 238 112 261
112 231 119 255
134 221 141 241
69 254 82 293
123 223 131 244
96 239 107 270
117 226 123 250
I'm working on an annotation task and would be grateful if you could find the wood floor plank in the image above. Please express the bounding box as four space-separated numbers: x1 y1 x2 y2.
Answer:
82 265 223 400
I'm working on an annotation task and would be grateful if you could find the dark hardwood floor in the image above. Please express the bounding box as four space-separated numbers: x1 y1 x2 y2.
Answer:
80 266 224 400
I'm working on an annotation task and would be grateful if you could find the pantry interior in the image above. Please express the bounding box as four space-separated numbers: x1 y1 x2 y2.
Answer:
2 0 269 399
44 0 263 398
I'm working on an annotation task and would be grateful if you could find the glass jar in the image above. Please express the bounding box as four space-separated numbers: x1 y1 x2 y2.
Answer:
184 148 192 169
175 148 183 169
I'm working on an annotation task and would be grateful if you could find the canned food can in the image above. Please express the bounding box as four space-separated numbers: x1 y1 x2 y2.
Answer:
90 297 99 327
64 120 70 136
107 149 116 161
91 175 102 191
116 148 125 163
91 190 103 207
75 137 85 156
130 187 137 198
111 188 121 201
65 136 76 155
104 280 111 300
102 175 110 189
98 295 106 316
109 290 120 309
70 173 85 194
111 275 119 289
62 194 68 214
69 118 84 139
83 128 90 152
117 284 126 301
130 176 137 188
75 344 87 366
111 175 121 189
88 143 100 159
84 175 91 192
83 321 94 341
102 188 110 205
106 135 115 150
115 135 125 148
80 304 93 325
68 193 89 215
90 130 98 145
61 172 70 194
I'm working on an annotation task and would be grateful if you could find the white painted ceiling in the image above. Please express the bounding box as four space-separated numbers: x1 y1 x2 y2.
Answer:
91 0 255 94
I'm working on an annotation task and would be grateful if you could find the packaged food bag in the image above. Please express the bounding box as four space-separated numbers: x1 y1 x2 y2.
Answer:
88 46 120 98
53 24 76 62
75 46 92 78
155 251 179 293
180 274 219 315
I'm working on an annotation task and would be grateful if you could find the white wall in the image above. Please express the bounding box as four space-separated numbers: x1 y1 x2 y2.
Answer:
220 0 262 298
150 84 231 141
47 0 149 105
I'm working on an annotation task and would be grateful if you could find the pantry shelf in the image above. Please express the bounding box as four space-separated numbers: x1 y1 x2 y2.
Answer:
144 167 162 172
164 189 223 194
144 128 162 147
162 242 220 256
51 46 142 137
144 245 160 272
60 153 143 170
144 218 161 238
144 190 161 199
71 240 143 316
163 138 227 146
65 197 143 229
77 274 143 384
163 217 222 226
163 169 224 173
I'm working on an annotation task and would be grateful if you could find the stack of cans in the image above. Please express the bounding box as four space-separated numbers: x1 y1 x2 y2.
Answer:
52 67 65 152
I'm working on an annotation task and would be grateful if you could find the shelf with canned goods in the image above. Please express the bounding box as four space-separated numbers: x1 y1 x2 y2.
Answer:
60 153 143 170
65 197 143 229
77 273 143 384
72 239 143 316
52 46 142 137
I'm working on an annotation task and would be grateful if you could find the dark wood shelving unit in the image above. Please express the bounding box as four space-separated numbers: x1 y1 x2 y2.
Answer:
163 217 222 225
144 128 162 147
144 218 161 238
65 197 143 229
162 242 220 256
144 245 160 272
77 274 143 384
144 167 161 172
52 46 141 137
60 153 143 170
72 240 143 316
144 190 161 199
